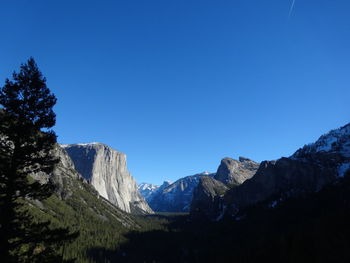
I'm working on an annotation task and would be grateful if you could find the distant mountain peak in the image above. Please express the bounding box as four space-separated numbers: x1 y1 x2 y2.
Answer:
142 172 214 212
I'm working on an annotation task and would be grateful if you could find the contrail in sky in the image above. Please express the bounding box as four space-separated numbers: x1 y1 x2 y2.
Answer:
288 0 295 18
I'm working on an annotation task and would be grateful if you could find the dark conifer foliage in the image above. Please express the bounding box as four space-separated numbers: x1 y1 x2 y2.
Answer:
0 58 77 262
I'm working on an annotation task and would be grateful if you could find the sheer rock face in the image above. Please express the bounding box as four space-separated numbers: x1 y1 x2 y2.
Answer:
38 145 140 228
190 176 229 220
214 157 260 186
61 143 153 214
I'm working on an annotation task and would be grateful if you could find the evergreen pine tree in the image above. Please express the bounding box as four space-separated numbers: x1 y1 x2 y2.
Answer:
0 58 78 262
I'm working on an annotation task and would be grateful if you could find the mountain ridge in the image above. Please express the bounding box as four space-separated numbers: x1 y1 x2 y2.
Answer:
190 122 350 220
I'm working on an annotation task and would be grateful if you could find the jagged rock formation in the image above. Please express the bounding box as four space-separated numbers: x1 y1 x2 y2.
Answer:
225 123 350 213
223 157 338 213
214 157 260 185
148 172 214 212
190 176 229 220
192 123 350 220
61 143 153 214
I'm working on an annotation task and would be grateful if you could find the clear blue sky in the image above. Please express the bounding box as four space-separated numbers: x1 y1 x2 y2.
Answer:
1 0 349 185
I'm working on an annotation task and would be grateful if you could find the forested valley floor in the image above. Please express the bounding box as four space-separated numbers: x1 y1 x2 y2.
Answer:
31 173 350 263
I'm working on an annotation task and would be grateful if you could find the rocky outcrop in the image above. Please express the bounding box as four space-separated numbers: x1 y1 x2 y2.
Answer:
190 157 259 219
51 145 85 199
30 145 85 200
214 157 259 186
223 156 339 215
225 124 350 212
195 123 350 220
190 176 229 220
61 143 153 214
148 172 214 212
46 146 140 229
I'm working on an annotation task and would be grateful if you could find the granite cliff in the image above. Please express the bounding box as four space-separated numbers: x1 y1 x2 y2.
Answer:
190 157 259 219
214 157 259 185
61 143 153 214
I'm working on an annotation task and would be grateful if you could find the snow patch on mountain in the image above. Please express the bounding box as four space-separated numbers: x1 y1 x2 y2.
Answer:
138 183 159 192
148 172 215 212
138 183 160 201
293 123 350 158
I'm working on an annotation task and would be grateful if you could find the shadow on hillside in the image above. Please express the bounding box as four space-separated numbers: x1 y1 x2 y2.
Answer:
86 230 199 263
85 215 226 263
87 176 350 263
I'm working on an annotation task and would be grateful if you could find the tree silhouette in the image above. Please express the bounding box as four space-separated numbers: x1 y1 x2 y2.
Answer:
0 58 78 262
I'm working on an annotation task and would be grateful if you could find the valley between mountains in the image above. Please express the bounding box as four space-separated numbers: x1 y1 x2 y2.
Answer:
2 2 349 262
26 122 350 262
